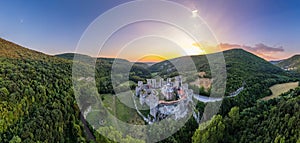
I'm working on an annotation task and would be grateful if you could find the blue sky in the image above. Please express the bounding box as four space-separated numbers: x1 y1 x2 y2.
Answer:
0 0 300 60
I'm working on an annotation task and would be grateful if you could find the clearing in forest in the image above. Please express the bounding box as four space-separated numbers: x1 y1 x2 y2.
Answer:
261 82 299 101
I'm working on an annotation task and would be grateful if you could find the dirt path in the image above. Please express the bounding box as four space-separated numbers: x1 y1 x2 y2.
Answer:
80 113 96 141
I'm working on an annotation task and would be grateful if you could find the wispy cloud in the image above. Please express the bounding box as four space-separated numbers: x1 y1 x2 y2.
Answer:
250 43 284 54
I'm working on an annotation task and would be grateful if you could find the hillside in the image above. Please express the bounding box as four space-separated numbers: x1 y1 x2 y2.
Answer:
149 49 298 117
56 53 94 61
276 55 300 72
0 39 147 142
212 49 298 116
55 53 151 87
153 49 299 143
0 39 90 142
223 49 287 90
0 38 65 62
150 49 290 92
193 87 300 143
56 53 132 63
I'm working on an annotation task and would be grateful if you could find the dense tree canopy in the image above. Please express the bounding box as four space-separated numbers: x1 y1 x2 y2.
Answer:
193 87 300 143
1 38 300 142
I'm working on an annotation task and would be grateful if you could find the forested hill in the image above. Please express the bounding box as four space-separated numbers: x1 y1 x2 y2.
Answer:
276 55 300 72
154 49 299 143
149 49 297 117
212 49 296 115
223 49 287 90
214 49 298 125
150 49 290 92
0 38 65 62
0 39 150 142
0 38 94 142
192 87 300 143
55 53 94 61
150 48 285 77
55 53 131 63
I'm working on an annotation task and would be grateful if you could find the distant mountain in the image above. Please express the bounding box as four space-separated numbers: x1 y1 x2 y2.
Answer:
55 53 151 85
269 60 282 65
55 53 94 60
143 62 157 66
55 53 130 63
276 55 300 72
133 62 150 69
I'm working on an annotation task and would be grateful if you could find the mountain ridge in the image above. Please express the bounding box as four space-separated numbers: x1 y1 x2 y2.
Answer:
276 55 300 72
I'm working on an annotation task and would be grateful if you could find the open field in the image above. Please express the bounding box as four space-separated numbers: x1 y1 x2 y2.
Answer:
85 93 145 128
189 78 212 91
261 82 299 101
101 94 145 125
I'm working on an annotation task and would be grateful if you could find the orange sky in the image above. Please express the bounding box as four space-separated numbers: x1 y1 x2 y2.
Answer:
135 55 168 63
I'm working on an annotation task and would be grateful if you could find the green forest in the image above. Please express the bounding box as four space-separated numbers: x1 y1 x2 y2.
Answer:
193 87 300 143
1 38 300 142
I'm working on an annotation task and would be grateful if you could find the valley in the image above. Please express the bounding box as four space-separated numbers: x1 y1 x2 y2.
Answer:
0 38 300 142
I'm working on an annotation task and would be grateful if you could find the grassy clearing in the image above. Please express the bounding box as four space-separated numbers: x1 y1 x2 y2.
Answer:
261 82 299 101
189 78 212 91
101 94 145 125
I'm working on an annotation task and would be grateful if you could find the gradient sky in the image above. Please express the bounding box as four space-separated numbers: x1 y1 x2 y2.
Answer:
0 0 300 61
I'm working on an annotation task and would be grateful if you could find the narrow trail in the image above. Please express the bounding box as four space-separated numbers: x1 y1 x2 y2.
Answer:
80 113 96 141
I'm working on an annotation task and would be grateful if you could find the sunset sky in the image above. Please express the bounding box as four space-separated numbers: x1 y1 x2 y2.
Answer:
0 0 300 62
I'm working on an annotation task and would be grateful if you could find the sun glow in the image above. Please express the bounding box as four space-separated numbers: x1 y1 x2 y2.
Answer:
135 55 168 63
95 7 219 63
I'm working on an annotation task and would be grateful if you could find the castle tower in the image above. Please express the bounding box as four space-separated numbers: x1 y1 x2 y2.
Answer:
167 78 171 83
158 79 163 88
147 79 152 86
151 79 156 88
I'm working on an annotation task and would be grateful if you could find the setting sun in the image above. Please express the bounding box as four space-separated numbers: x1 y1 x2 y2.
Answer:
135 55 167 63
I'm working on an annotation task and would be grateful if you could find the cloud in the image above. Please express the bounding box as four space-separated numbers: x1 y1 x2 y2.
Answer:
251 43 284 54
218 43 241 50
219 43 285 60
